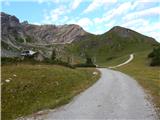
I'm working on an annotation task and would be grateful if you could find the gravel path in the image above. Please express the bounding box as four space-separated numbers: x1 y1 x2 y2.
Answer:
109 54 134 68
29 68 157 120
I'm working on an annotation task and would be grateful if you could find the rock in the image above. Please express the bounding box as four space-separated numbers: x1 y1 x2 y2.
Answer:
5 79 10 83
13 74 17 77
93 72 98 75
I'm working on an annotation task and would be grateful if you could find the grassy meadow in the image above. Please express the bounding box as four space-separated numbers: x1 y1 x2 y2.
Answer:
1 64 100 120
98 54 129 67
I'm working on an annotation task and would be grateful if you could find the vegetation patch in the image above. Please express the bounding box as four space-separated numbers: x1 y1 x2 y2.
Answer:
15 37 24 43
1 41 10 49
26 36 33 43
1 57 21 65
1 64 100 120
98 55 129 67
65 32 155 66
74 57 96 67
148 46 160 66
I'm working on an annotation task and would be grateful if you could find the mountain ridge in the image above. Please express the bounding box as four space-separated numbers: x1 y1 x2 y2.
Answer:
1 12 158 58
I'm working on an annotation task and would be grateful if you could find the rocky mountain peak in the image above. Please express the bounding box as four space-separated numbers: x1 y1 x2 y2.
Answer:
107 26 135 38
1 12 20 27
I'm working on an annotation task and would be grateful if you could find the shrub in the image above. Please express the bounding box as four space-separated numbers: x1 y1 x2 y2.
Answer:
148 46 160 66
44 58 75 69
1 56 43 65
150 57 160 66
26 36 32 42
15 37 24 43
74 63 96 67
51 50 56 61
74 57 96 67
86 57 93 64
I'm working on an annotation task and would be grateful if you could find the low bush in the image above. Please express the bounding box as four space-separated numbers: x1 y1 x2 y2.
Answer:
1 57 40 65
74 63 96 67
74 57 96 67
1 57 22 65
1 57 75 68
44 58 75 69
148 46 160 66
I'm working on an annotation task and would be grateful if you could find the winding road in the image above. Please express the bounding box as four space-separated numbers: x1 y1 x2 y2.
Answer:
30 68 157 120
109 54 134 68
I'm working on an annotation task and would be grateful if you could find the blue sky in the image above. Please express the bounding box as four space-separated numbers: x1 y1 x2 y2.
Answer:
1 0 160 42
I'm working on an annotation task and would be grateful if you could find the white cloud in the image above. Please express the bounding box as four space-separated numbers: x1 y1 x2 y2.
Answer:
92 30 105 35
122 19 149 28
36 0 45 4
50 5 67 16
83 0 100 13
67 20 77 24
139 23 160 42
63 16 69 22
35 0 60 4
32 22 41 25
124 7 160 20
115 2 132 14
2 0 10 6
105 2 132 20
122 20 160 42
139 0 160 2
105 20 116 27
148 31 160 42
43 5 71 24
83 0 117 13
66 17 93 32
93 2 133 25
71 0 83 10
136 22 160 33
76 18 93 28
93 18 103 24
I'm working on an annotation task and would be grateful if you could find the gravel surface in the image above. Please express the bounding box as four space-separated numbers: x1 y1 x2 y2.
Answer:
27 68 158 120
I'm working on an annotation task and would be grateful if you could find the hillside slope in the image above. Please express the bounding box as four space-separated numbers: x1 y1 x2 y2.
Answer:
66 26 158 65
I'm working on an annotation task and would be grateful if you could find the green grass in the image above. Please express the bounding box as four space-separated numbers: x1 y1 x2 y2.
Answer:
26 36 33 43
1 64 100 120
15 37 24 43
98 54 129 67
114 50 160 117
